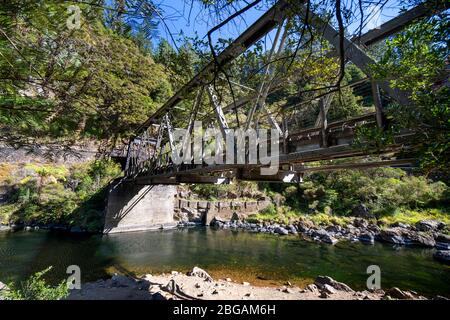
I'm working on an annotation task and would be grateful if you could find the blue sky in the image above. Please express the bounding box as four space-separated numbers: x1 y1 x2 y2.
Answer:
155 0 409 49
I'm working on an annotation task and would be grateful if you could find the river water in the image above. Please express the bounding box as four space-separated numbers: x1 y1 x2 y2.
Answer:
0 227 449 297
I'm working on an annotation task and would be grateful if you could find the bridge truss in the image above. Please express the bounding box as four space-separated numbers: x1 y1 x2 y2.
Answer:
121 1 445 185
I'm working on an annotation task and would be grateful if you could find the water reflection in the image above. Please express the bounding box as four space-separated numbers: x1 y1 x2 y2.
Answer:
1 227 449 296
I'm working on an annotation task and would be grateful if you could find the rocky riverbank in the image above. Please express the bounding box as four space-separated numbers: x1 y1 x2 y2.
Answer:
204 216 450 265
64 267 447 300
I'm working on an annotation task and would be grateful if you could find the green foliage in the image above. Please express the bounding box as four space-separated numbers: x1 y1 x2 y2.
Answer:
299 168 448 217
261 167 448 223
3 267 68 300
0 1 172 145
0 160 121 232
190 180 261 200
371 15 450 173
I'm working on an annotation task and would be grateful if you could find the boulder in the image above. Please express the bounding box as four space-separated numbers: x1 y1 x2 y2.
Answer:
351 203 372 218
314 276 354 293
0 225 11 232
353 218 369 229
296 220 315 233
415 220 446 232
325 225 342 233
435 234 450 243
433 250 450 264
358 233 375 244
379 227 436 247
305 284 319 294
322 234 338 245
187 266 213 282
288 225 298 234
311 229 337 244
386 287 415 300
390 222 411 229
367 223 381 233
274 226 289 236
322 284 337 294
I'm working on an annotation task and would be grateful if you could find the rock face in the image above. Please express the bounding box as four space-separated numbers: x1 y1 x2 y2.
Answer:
433 250 450 264
415 220 446 232
379 227 436 247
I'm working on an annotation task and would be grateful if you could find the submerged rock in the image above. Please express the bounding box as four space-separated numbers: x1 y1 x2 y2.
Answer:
433 250 450 264
358 233 375 244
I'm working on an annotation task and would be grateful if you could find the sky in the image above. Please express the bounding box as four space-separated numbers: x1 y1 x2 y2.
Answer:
154 0 409 49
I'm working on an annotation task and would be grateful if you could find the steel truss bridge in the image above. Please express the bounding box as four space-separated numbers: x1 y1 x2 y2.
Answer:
120 1 446 185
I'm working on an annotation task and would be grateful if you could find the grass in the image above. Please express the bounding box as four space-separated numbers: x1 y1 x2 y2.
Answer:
247 205 449 229
0 203 20 225
378 207 450 226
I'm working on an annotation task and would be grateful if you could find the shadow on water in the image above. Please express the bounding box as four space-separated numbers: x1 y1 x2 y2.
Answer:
1 227 449 296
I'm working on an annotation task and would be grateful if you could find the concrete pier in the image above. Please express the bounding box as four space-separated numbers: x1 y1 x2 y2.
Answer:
104 182 177 234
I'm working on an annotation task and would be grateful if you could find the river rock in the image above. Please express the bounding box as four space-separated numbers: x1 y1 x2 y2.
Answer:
288 225 298 234
311 229 337 244
314 276 354 293
325 225 342 233
367 223 381 233
322 284 337 294
188 266 213 282
390 222 411 229
435 234 450 243
415 220 446 232
358 233 375 244
296 220 315 232
379 227 435 247
305 284 319 294
0 225 11 232
274 226 289 235
322 234 338 244
386 287 415 300
353 218 369 229
433 250 450 264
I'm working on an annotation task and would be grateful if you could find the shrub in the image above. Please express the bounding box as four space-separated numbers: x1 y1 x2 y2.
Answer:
3 267 68 300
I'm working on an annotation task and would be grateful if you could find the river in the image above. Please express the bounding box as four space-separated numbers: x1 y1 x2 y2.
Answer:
0 227 449 297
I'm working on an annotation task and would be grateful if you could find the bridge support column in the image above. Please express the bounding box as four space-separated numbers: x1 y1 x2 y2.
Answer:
103 181 177 234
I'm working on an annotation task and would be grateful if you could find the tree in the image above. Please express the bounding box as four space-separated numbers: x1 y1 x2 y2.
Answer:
371 14 449 173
